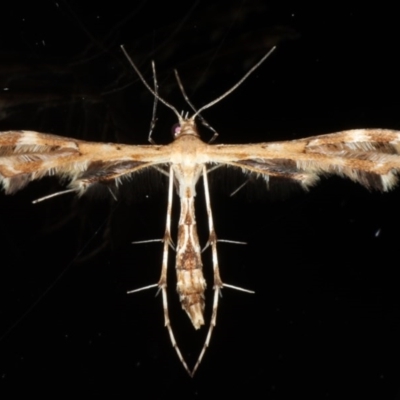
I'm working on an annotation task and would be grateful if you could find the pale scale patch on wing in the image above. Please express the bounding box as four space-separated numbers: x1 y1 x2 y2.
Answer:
304 129 400 154
14 130 80 152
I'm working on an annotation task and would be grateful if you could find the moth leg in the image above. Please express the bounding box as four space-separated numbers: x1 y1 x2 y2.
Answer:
159 166 191 375
191 165 223 376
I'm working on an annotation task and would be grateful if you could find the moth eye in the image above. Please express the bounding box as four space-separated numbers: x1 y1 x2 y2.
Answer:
171 123 181 138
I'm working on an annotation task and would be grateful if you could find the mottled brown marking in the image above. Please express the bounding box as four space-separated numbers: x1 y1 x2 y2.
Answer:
175 195 206 329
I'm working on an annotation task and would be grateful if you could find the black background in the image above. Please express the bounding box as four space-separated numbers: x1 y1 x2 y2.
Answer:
1 1 400 398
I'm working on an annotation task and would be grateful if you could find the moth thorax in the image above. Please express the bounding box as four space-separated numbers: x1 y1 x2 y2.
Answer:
178 120 200 137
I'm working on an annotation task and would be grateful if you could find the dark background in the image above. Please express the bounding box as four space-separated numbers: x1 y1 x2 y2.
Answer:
0 1 400 398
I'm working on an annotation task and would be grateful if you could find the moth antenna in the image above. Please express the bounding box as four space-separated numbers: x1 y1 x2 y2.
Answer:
174 69 219 142
32 188 77 204
120 45 182 121
173 69 198 114
193 46 276 118
148 61 158 144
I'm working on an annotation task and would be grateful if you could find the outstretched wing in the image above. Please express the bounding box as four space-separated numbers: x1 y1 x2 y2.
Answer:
0 130 167 195
208 129 400 192
2 128 400 197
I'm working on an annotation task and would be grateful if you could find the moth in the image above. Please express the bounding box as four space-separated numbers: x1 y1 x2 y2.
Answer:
1 46 400 376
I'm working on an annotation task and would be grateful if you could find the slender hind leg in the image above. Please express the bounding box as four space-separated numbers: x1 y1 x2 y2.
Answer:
191 166 223 376
158 166 191 375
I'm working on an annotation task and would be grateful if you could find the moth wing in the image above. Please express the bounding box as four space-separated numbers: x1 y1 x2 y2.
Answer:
207 129 400 192
0 130 167 195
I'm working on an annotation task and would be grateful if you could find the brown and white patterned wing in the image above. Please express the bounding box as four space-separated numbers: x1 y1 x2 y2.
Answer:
0 130 166 195
208 129 400 192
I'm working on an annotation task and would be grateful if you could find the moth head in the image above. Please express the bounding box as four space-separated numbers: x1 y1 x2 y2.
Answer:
173 117 199 138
